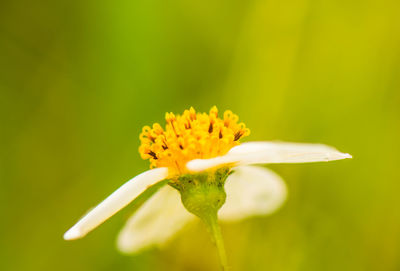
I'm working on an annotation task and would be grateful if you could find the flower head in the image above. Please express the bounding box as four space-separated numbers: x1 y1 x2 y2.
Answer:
138 106 249 174
64 107 351 270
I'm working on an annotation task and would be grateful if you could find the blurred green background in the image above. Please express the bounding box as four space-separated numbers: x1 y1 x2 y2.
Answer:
1 0 399 270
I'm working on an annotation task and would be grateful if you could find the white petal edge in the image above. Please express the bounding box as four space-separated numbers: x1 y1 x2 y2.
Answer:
64 167 169 240
117 185 195 254
187 141 352 172
219 166 287 222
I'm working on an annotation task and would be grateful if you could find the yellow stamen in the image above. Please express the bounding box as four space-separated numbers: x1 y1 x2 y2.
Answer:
139 106 250 175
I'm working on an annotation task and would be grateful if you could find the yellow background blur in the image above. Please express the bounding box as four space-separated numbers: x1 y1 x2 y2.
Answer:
1 0 399 270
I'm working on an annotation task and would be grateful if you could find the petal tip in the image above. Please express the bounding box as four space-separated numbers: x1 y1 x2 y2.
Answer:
343 153 352 159
64 227 84 240
326 151 352 161
116 239 134 254
335 152 352 160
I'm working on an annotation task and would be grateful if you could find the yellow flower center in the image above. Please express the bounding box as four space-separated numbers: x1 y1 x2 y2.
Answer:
139 106 250 175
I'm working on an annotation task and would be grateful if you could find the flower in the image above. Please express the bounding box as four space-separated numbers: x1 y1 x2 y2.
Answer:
64 107 351 269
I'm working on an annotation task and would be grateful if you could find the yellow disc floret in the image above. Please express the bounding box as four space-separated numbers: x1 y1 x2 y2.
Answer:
139 106 250 174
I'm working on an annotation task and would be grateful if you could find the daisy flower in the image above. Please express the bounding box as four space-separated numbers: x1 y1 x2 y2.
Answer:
64 107 351 270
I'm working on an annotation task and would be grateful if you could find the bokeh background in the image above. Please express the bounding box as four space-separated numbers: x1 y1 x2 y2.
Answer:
1 0 400 270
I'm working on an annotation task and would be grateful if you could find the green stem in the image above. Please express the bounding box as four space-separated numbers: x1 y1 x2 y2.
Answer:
203 212 229 271
175 168 231 270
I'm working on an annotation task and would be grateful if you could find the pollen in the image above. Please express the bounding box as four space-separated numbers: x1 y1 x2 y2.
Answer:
139 106 250 175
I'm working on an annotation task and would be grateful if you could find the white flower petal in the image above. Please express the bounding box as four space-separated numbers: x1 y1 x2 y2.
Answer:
219 165 287 222
186 141 352 171
64 167 169 240
228 141 352 164
186 155 236 172
117 185 194 254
